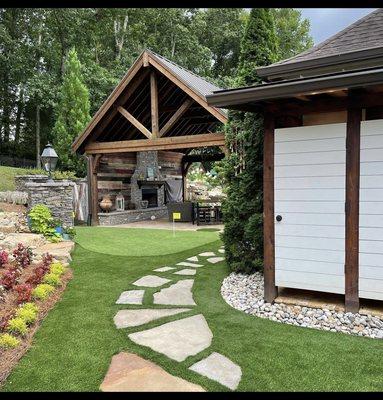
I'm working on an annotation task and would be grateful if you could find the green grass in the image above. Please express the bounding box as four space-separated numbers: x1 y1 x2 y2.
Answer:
2 227 383 391
0 166 34 191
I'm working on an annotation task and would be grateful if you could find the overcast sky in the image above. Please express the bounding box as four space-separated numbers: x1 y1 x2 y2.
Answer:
298 8 377 44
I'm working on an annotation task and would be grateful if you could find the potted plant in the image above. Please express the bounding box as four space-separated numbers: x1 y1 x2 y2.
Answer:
51 218 63 235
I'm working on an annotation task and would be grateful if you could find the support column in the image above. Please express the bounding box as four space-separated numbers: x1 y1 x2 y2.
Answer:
263 113 277 303
150 71 159 138
345 107 361 312
89 154 100 226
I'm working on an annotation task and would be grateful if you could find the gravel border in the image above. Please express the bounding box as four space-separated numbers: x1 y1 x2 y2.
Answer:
221 272 383 339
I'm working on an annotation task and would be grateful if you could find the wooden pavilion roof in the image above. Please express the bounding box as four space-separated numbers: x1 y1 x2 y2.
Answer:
72 50 228 155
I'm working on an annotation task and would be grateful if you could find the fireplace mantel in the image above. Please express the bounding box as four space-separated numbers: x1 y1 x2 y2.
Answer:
137 179 166 188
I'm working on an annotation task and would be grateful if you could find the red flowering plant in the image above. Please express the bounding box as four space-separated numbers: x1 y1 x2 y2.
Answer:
26 265 46 286
14 283 33 303
0 250 8 268
41 253 53 272
13 243 33 269
0 312 15 332
1 268 20 290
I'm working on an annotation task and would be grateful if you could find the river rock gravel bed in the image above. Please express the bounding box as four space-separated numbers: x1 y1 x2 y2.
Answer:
221 272 383 339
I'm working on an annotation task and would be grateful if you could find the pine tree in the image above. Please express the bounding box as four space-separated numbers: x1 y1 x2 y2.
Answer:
222 9 278 273
52 48 91 175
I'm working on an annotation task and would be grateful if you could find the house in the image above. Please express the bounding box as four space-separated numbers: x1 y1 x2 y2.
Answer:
207 9 383 312
72 50 227 226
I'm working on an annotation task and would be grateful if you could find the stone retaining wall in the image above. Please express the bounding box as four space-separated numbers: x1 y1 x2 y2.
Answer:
98 206 168 226
26 181 75 227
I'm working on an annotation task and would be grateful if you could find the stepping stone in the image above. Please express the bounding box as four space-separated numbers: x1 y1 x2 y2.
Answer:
186 256 199 262
218 249 225 254
177 261 204 268
198 252 216 257
153 266 175 272
132 275 171 288
116 290 144 305
128 315 213 362
174 269 196 276
206 257 225 264
189 352 242 390
154 279 196 306
114 308 190 328
100 352 205 392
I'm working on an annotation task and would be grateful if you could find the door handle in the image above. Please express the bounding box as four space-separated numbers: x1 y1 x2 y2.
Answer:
276 215 282 222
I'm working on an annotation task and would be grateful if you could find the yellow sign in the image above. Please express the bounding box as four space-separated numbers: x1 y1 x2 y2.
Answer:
172 212 181 220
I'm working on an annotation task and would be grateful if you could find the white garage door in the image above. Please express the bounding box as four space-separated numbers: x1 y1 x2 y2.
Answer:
274 123 346 294
360 120 383 301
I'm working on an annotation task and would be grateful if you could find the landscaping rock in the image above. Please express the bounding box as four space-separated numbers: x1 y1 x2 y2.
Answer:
174 269 196 276
218 249 225 254
100 352 205 392
116 290 145 305
0 232 46 251
153 267 175 272
186 256 199 262
153 279 196 306
132 275 171 288
206 257 225 264
128 314 213 362
198 252 216 257
114 308 190 328
34 240 75 263
177 261 204 268
189 352 242 390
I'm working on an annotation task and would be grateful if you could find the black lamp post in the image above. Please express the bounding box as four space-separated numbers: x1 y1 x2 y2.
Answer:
40 143 58 181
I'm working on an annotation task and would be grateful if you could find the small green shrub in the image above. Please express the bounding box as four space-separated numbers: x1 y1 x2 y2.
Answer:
0 333 20 349
28 205 62 243
50 262 65 276
43 272 61 287
15 303 39 324
21 302 39 314
7 317 28 336
32 284 55 300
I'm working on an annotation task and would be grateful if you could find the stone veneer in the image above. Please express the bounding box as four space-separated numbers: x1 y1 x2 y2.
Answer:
98 206 168 226
25 181 75 227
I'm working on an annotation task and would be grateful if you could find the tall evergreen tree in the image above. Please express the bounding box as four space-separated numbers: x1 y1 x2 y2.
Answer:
52 48 91 175
221 8 278 273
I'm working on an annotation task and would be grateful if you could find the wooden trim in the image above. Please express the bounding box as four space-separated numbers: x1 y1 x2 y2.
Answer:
150 71 159 137
89 155 99 226
117 106 152 139
159 98 193 137
263 113 277 303
345 107 361 312
143 51 149 67
85 133 225 154
148 54 228 124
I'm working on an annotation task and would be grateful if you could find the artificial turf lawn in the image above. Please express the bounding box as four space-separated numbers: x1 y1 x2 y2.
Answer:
2 227 383 391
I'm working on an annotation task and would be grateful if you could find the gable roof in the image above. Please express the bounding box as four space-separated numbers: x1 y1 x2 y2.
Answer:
257 8 383 79
72 50 227 153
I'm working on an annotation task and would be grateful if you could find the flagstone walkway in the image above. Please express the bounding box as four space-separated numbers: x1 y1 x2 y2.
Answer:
101 245 242 391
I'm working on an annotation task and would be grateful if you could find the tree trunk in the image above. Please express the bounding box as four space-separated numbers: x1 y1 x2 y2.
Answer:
36 105 41 168
14 85 24 145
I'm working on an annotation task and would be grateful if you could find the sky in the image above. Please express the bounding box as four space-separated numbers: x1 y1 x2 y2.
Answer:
298 8 377 44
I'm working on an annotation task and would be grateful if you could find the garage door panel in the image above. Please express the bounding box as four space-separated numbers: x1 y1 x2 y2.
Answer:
275 188 344 202
275 163 345 178
276 235 344 251
276 258 344 275
275 137 345 154
276 176 345 189
276 201 344 214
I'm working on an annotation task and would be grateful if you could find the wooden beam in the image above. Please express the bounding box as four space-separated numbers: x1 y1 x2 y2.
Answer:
182 152 225 163
85 133 225 154
263 113 277 303
89 155 99 226
117 106 152 139
345 107 361 312
159 98 193 137
143 51 149 67
92 154 102 174
150 71 159 137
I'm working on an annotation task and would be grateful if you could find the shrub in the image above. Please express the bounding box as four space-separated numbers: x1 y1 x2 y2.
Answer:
0 250 8 268
42 253 54 271
32 284 55 300
43 272 61 286
0 333 20 349
7 317 28 336
50 262 65 276
28 205 62 243
26 265 46 286
22 302 39 314
14 283 33 303
13 243 33 269
15 303 38 324
0 312 14 332
1 268 19 290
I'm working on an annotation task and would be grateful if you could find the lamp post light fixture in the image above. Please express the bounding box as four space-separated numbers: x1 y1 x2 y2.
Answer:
40 143 58 181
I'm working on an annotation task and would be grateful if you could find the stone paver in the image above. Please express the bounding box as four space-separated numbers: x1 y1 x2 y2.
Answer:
177 261 204 268
114 308 190 328
218 249 225 254
153 279 196 306
198 252 216 257
128 315 213 362
174 269 196 276
153 266 175 272
100 352 205 392
189 352 242 390
132 275 171 288
116 290 145 305
206 257 225 264
186 256 199 262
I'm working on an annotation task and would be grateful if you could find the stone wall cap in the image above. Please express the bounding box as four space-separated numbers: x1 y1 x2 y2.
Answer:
25 181 75 187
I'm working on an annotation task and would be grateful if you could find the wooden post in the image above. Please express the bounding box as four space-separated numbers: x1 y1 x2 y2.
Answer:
150 71 159 138
263 113 277 303
89 154 100 226
345 107 361 312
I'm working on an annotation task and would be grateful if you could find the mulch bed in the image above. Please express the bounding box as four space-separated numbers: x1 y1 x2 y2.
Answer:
0 268 73 387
